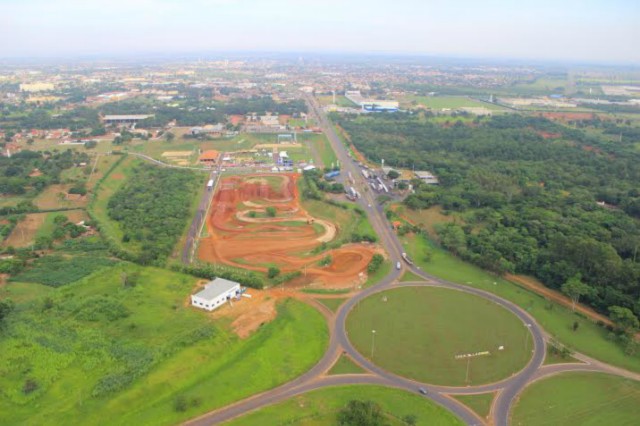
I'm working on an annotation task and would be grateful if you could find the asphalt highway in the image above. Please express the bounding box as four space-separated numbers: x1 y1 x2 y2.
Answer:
183 96 636 426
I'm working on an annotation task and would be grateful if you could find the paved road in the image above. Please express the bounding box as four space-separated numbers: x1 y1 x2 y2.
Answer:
183 96 638 426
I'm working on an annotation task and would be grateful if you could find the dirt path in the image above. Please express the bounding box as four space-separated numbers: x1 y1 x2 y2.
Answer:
198 173 376 288
506 274 614 327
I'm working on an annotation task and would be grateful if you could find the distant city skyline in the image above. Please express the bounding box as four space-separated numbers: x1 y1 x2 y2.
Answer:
2 0 639 64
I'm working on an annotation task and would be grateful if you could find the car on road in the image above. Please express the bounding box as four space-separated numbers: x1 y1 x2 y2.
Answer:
396 261 401 270
418 387 428 395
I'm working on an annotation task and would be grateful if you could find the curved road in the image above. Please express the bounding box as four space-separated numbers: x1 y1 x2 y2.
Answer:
183 95 638 426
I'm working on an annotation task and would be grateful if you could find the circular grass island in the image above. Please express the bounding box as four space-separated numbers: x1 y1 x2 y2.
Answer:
346 286 533 386
511 372 640 426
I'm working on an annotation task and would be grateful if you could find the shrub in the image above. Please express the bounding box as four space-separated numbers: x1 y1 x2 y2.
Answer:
22 379 39 395
268 267 280 278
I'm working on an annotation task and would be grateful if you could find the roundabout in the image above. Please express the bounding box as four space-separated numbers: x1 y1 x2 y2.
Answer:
345 286 533 386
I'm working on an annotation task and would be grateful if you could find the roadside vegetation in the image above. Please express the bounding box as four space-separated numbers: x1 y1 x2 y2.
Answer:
511 373 640 425
298 172 377 248
223 385 464 426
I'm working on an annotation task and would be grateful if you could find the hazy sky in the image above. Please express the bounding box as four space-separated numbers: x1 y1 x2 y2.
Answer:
2 0 639 63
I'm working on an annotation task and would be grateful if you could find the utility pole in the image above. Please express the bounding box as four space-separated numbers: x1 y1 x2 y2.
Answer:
371 329 376 359
465 357 471 385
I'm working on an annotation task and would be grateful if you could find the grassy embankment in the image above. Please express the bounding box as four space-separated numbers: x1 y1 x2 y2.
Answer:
0 265 328 426
511 373 640 426
224 385 464 426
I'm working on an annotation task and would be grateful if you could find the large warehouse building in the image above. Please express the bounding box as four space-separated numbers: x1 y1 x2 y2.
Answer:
191 278 241 312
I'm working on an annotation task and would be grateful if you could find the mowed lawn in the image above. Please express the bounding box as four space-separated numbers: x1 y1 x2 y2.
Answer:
346 287 532 386
0 265 328 426
511 373 640 426
400 232 640 373
224 385 464 426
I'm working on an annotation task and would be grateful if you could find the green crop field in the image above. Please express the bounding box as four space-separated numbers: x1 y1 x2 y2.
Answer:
223 385 464 426
0 265 328 426
511 373 640 426
346 287 532 386
400 232 640 373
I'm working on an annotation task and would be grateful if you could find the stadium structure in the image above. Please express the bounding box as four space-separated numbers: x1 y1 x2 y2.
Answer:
345 90 399 112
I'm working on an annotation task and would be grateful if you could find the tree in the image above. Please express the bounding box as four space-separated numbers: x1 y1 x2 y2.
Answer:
164 131 175 142
561 274 593 312
337 400 386 426
403 414 418 426
609 306 640 335
387 170 400 180
266 206 277 217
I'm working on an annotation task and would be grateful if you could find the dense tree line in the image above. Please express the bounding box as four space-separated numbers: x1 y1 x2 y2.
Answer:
0 106 100 131
107 164 199 264
338 113 640 321
0 149 89 196
103 96 307 128
221 96 307 116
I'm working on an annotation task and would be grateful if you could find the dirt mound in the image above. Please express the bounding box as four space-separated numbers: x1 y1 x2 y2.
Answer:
198 173 376 288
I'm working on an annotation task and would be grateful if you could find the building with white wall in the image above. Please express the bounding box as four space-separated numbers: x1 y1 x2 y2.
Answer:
191 278 241 311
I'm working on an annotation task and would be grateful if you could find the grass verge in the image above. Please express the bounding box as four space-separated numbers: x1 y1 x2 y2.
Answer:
223 385 464 426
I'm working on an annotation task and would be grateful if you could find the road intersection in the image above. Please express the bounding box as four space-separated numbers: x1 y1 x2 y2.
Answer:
183 95 639 426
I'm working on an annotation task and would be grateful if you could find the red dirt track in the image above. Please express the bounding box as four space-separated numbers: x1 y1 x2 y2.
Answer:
198 173 377 287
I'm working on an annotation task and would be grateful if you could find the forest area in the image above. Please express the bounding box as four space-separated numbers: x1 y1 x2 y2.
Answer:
337 112 640 327
106 164 200 264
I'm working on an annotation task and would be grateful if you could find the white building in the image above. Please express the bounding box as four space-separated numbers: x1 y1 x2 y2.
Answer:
191 278 241 311
415 171 439 185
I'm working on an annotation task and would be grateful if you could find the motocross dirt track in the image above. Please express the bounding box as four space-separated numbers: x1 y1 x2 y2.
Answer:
198 173 376 288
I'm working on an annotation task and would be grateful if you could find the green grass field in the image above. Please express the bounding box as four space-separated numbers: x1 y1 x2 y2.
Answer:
0 265 328 426
316 297 347 312
511 373 640 426
401 95 506 111
346 287 532 386
223 385 464 426
365 259 391 287
328 355 365 375
299 133 338 168
400 232 640 373
452 393 494 419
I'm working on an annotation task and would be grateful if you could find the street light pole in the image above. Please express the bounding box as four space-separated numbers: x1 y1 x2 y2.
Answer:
465 357 471 385
371 330 376 359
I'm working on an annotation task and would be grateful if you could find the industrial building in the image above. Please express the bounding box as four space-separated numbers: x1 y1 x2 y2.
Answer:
103 114 154 125
190 278 241 312
414 171 439 185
